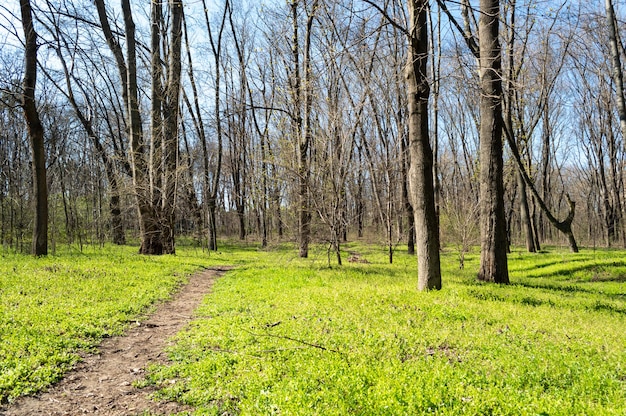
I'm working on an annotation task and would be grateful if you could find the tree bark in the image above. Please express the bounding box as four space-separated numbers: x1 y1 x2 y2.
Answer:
293 1 317 258
477 0 509 283
605 0 626 248
406 0 442 290
20 0 48 256
200 0 227 251
149 0 164 251
401 134 416 256
95 0 161 254
161 0 184 254
121 0 162 255
517 169 536 252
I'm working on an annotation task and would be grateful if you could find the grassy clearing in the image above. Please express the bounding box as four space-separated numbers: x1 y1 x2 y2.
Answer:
143 243 626 415
1 242 625 413
0 243 233 403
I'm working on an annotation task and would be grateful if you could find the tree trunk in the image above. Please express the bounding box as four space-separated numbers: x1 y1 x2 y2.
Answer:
406 0 442 290
401 115 416 256
504 125 579 253
517 169 536 252
207 197 218 251
120 0 162 255
149 0 164 253
95 0 161 254
477 0 509 283
198 0 226 251
161 0 184 254
605 0 626 248
20 0 48 256
293 1 317 258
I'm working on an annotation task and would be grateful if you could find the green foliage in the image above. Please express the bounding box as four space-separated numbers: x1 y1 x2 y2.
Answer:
144 244 626 415
0 244 228 403
2 242 626 414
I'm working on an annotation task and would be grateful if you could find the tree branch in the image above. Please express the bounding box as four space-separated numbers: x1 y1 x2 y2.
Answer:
360 0 408 36
435 0 479 57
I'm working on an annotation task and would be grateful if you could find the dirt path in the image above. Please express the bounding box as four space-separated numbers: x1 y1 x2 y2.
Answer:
1 267 228 416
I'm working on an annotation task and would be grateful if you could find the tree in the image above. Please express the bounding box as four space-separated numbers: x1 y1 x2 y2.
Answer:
476 0 509 283
94 0 161 254
36 1 128 245
437 0 508 282
156 0 184 254
359 0 441 285
288 0 318 258
95 0 183 254
605 0 626 158
502 0 536 253
20 0 48 256
604 0 626 247
406 0 442 290
201 0 227 251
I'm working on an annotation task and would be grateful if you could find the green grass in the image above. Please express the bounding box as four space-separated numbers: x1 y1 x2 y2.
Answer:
142 243 626 415
0 243 234 403
2 242 626 414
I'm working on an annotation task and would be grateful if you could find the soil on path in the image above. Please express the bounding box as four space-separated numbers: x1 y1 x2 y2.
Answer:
1 267 228 416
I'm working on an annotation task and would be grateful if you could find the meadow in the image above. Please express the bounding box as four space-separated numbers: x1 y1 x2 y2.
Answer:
1 242 625 414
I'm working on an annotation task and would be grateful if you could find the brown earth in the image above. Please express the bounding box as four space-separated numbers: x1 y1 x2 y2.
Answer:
0 267 229 416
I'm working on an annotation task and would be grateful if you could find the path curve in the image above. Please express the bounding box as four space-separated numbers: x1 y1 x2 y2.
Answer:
1 267 228 416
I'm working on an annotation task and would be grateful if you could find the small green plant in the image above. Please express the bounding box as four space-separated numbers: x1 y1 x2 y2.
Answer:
0 244 232 403
145 244 626 415
2 242 626 414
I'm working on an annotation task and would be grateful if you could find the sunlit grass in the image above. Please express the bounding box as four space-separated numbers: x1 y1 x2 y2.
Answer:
0 244 230 403
145 243 626 415
1 241 625 414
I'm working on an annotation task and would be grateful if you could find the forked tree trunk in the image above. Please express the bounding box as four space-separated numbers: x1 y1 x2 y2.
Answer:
95 0 162 254
161 0 184 254
406 0 442 290
121 0 162 255
477 0 509 283
293 1 317 258
20 0 48 256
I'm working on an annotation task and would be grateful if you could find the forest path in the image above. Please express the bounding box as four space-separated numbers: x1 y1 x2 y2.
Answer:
1 267 228 416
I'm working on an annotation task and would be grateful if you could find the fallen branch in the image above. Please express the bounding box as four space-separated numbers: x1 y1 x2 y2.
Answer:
242 328 343 355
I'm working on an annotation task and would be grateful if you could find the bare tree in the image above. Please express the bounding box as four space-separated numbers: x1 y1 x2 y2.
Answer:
604 0 626 247
406 0 441 290
158 0 184 253
201 0 227 251
94 0 161 254
36 2 127 245
437 0 508 282
20 0 48 256
476 0 509 283
288 0 319 258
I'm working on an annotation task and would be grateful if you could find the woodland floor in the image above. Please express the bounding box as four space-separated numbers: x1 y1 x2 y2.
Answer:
0 267 228 416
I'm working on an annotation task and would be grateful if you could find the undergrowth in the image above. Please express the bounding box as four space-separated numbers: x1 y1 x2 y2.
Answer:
1 241 625 415
0 243 230 403
144 243 626 415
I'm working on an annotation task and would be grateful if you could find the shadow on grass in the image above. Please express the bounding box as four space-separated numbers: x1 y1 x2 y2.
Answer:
509 257 593 274
517 260 626 280
466 286 626 315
